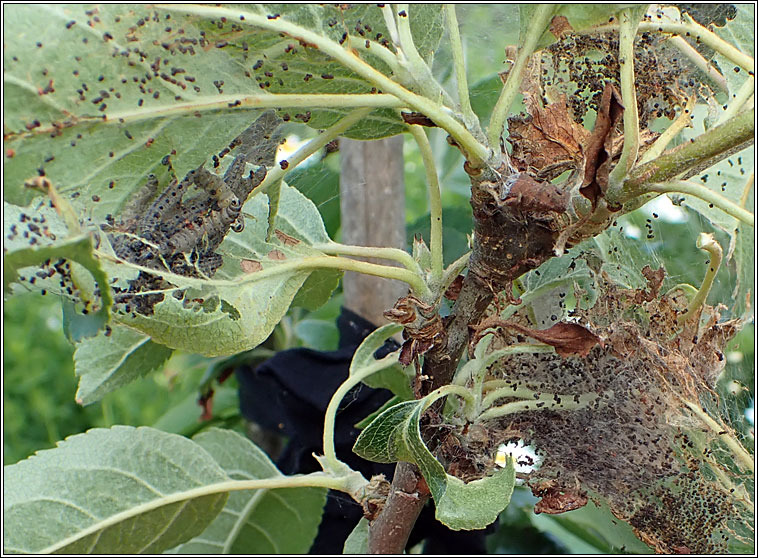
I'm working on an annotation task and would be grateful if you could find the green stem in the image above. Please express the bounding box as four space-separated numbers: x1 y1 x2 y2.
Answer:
638 15 754 72
323 356 399 472
718 77 755 125
480 383 547 408
350 38 403 75
648 181 754 226
444 5 478 127
477 390 607 422
608 7 645 194
423 383 477 418
108 94 404 127
588 17 754 72
408 125 444 282
105 251 431 297
664 282 700 300
666 35 728 95
621 109 754 200
639 95 696 165
487 4 555 150
313 242 422 275
441 251 471 290
380 4 401 45
680 399 754 473
255 107 372 198
395 4 453 105
158 4 490 167
678 233 723 323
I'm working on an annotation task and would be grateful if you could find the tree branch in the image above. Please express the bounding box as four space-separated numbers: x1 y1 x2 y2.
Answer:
367 462 430 554
618 109 754 203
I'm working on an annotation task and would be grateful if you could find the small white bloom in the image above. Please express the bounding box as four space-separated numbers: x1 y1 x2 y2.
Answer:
495 440 541 479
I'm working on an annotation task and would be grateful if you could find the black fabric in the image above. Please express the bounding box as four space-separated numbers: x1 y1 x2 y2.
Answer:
236 307 494 554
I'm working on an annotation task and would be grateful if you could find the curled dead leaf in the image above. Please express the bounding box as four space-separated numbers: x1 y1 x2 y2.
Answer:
635 265 666 303
478 319 603 358
533 484 588 514
444 274 465 301
401 111 437 127
580 82 624 208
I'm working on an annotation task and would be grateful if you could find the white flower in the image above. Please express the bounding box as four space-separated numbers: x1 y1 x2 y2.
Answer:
495 440 542 480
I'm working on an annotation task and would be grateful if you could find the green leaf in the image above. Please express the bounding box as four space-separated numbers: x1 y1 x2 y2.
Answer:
349 323 403 376
355 395 403 429
113 182 340 356
504 244 599 325
436 466 516 531
170 428 327 554
294 318 340 351
729 190 754 318
343 518 369 554
3 202 112 335
3 426 229 554
346 322 411 399
529 497 654 554
3 5 268 209
73 324 173 405
353 397 515 530
287 161 341 238
712 4 755 101
592 227 649 290
362 365 415 400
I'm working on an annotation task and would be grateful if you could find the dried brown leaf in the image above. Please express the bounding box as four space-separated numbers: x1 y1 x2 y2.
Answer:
580 82 624 207
508 93 590 181
549 15 574 39
500 321 603 358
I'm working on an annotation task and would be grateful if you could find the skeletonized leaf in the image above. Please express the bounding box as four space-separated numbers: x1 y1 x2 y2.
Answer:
3 426 229 554
73 324 173 405
170 429 327 554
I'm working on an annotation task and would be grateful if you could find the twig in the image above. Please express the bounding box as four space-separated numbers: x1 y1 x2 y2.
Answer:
444 5 479 129
639 95 696 164
620 108 754 202
255 107 372 199
678 233 723 323
608 7 645 192
367 462 429 554
487 4 555 150
648 181 754 226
